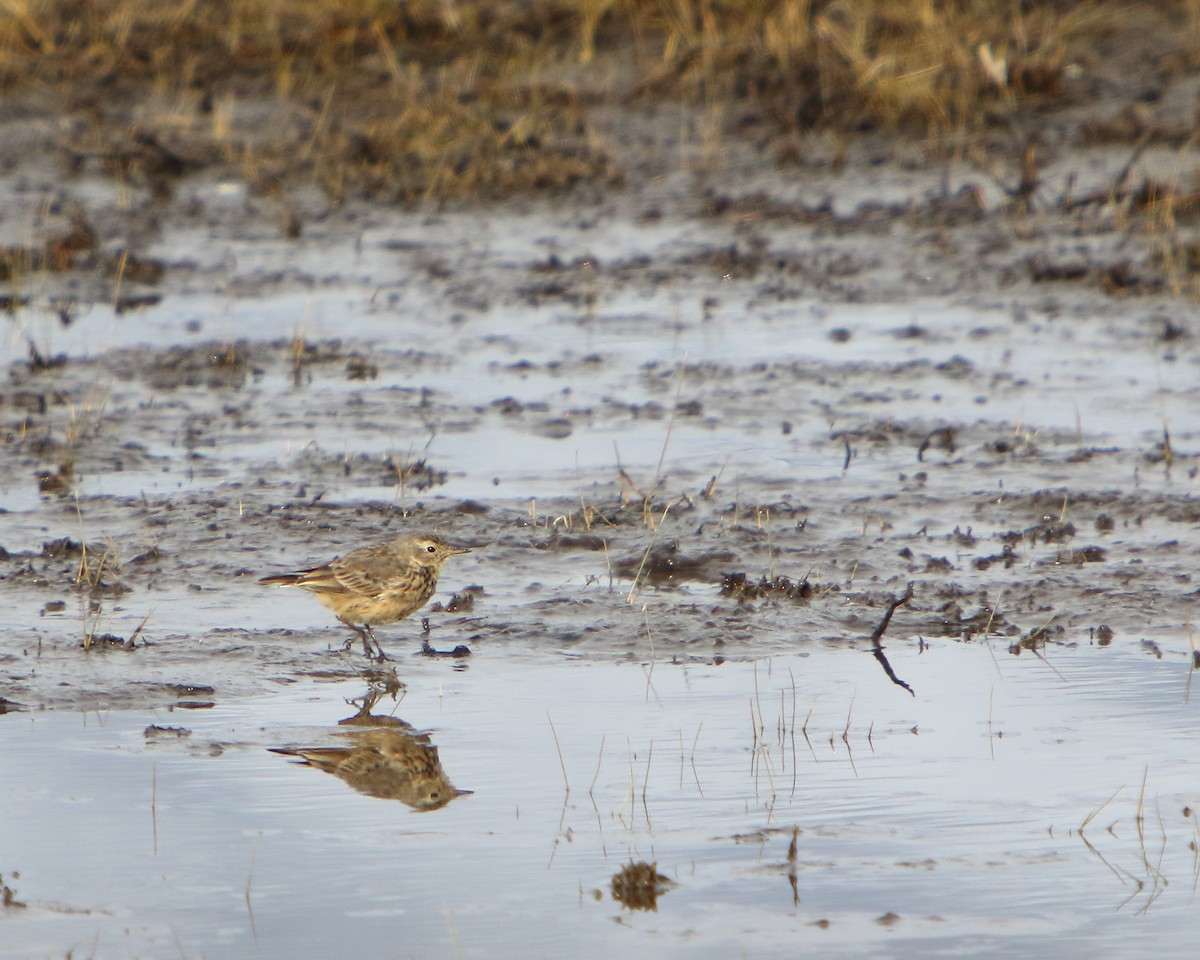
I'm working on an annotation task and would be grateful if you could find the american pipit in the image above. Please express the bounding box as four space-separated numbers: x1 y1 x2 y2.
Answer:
259 533 469 659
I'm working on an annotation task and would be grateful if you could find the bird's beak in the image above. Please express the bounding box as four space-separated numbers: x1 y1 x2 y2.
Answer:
451 545 472 556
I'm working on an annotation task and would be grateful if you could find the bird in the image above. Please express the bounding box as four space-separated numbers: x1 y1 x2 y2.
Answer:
259 533 470 659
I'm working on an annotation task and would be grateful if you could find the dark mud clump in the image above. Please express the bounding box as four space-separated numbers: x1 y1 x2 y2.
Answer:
721 571 814 603
610 861 675 912
614 540 736 585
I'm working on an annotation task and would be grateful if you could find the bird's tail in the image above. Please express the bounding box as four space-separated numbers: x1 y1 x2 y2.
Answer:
259 572 304 586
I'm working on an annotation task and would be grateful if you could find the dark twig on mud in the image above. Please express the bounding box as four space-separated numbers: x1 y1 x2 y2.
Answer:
1062 133 1152 211
868 582 915 696
917 427 956 462
870 583 913 643
128 610 154 646
1107 133 1153 204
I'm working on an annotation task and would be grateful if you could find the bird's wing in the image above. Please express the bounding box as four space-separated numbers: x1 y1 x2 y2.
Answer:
328 546 399 597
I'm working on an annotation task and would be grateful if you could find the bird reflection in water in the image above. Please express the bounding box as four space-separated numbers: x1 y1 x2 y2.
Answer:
271 689 470 812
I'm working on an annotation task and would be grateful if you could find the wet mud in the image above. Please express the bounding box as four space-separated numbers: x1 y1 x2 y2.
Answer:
1 234 1195 709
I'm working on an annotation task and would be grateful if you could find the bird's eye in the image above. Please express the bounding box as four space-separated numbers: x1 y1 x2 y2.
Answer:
426 544 437 553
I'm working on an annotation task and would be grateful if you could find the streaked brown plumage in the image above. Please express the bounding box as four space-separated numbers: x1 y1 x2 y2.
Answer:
259 533 469 659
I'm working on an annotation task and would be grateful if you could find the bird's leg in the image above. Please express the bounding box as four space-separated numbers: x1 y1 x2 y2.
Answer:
336 617 384 660
367 626 388 662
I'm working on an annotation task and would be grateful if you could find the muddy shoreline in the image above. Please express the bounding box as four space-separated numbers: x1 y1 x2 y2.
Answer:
3 151 1199 714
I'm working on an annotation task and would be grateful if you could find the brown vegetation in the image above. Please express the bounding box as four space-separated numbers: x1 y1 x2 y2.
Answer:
2 1 1195 202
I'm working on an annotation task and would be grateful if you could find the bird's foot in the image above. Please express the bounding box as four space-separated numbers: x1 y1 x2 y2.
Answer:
336 618 385 660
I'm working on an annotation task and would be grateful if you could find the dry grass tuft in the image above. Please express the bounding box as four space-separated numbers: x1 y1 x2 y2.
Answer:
0 1 1191 201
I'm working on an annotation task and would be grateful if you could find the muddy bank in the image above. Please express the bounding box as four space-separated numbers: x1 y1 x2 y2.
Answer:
2 146 1199 710
1 294 1196 711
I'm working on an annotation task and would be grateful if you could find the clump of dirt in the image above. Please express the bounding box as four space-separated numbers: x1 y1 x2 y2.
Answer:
610 860 674 912
382 458 447 491
1 872 26 910
146 342 263 390
1 538 130 599
721 572 814 604
614 540 736 585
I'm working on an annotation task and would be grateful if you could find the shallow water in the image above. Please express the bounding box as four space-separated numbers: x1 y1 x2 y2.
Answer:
2 642 1197 959
7 207 1197 511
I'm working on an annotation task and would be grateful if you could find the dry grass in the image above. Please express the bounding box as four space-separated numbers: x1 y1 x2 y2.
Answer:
0 1 1191 201
0 0 621 200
